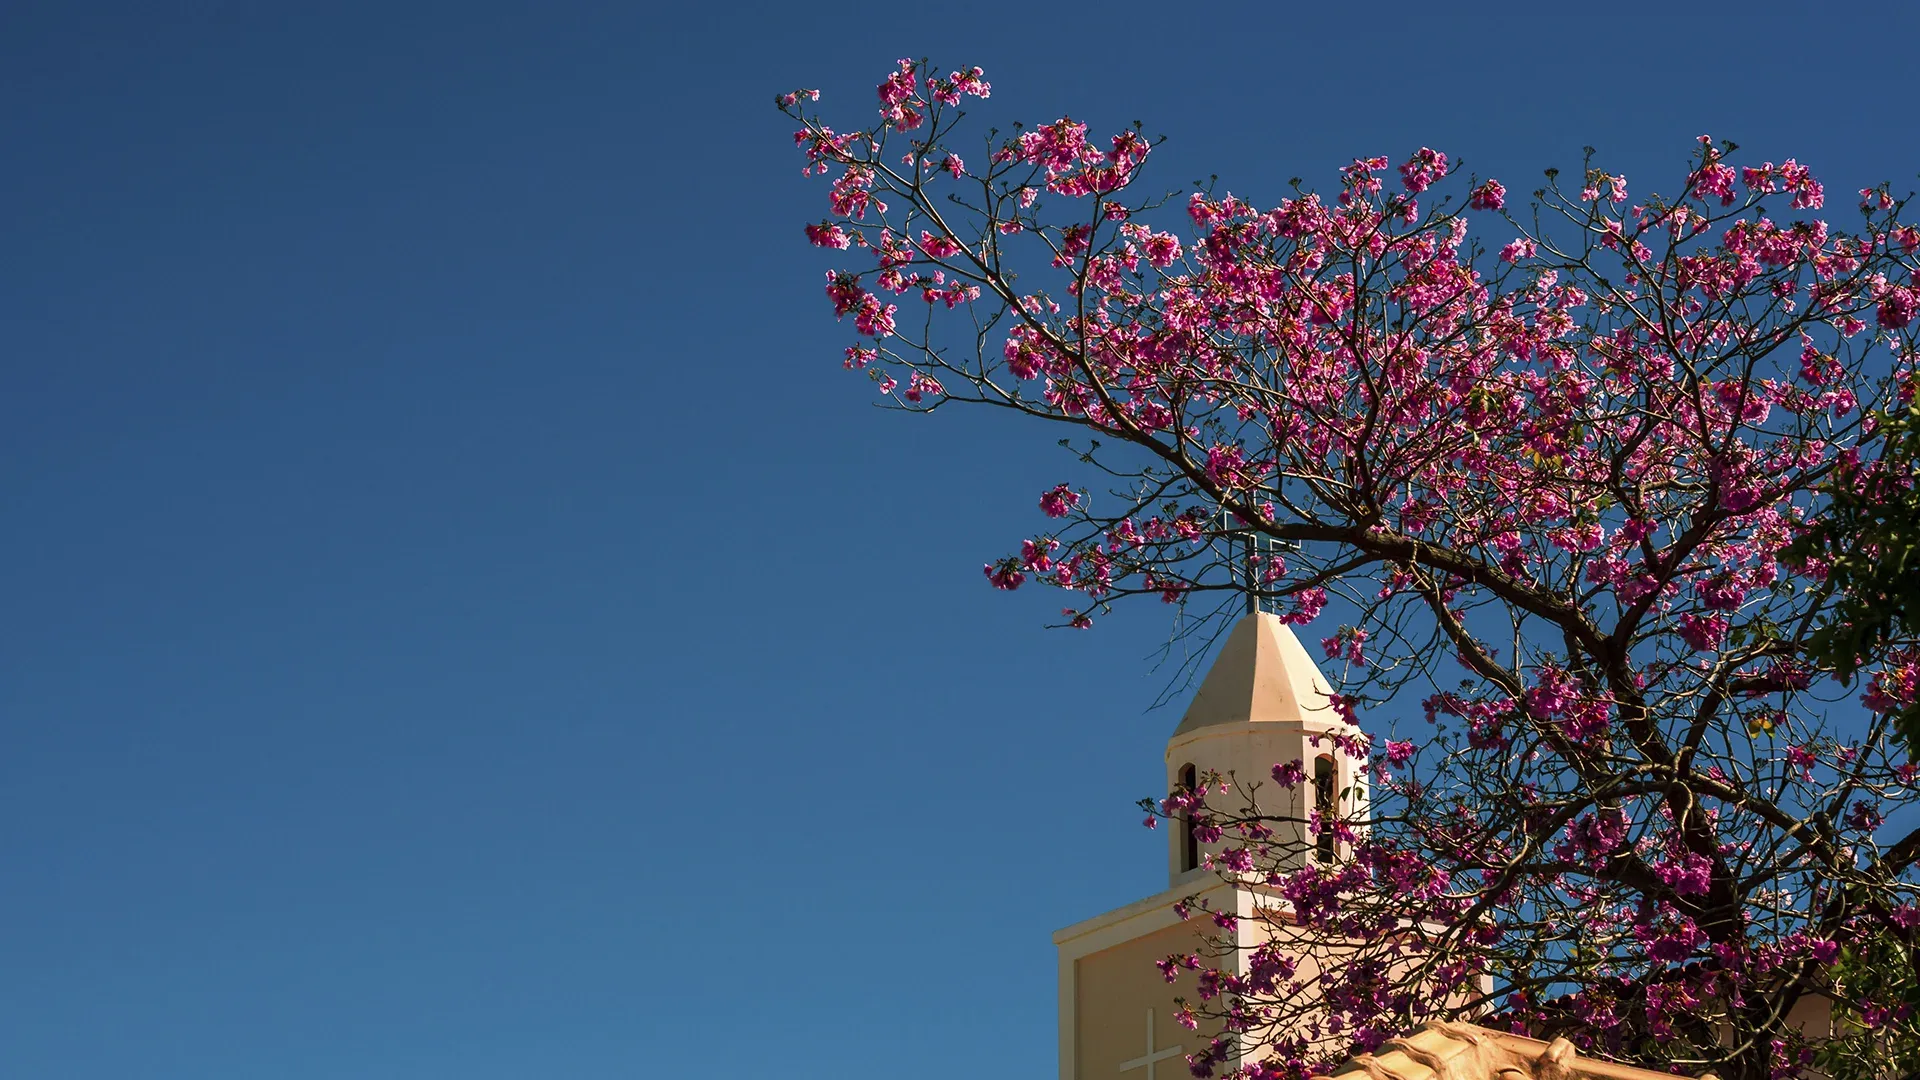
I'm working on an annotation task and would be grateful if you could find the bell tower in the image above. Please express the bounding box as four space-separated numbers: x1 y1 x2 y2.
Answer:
1165 611 1367 881
1052 611 1366 1080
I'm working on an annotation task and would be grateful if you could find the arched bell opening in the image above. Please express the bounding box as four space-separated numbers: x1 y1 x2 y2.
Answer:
1178 762 1199 872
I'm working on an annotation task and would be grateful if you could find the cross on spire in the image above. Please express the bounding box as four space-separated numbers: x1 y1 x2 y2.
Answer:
1224 511 1298 617
1242 532 1259 616
1221 509 1265 616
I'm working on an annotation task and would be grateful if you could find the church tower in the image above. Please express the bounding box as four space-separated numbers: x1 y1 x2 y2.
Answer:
1052 611 1367 1080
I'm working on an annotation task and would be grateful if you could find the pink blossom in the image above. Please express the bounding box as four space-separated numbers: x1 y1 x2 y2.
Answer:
1635 905 1706 963
1020 537 1058 572
1878 285 1917 329
983 560 1024 590
1203 444 1248 488
1864 653 1920 714
1678 613 1728 651
1554 809 1628 865
805 222 852 249
853 293 897 337
1215 847 1254 873
1499 238 1537 263
877 59 915 106
917 231 962 259
1398 147 1449 195
828 166 882 219
876 58 923 129
1693 161 1738 206
1652 850 1713 896
1799 337 1843 385
1847 800 1884 832
1014 116 1091 175
825 271 863 316
902 370 943 402
1321 626 1368 666
1781 160 1823 209
1143 231 1183 268
948 66 991 99
1278 587 1326 625
1039 483 1080 518
1338 155 1389 205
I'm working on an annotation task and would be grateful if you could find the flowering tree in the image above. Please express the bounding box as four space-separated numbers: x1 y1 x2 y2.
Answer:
780 62 1920 1080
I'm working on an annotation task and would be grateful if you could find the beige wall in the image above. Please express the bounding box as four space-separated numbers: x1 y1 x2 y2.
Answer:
1074 919 1215 1080
1059 885 1368 1080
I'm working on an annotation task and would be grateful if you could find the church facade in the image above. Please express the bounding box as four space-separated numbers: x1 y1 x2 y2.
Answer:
1049 611 1804 1080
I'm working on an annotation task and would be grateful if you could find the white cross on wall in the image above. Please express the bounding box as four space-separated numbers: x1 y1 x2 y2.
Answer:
1118 1008 1183 1080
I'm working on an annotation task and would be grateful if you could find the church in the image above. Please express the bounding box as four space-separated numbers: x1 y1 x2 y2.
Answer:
1050 611 1742 1080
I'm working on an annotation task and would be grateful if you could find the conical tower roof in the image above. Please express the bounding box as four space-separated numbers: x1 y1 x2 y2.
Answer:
1173 612 1337 736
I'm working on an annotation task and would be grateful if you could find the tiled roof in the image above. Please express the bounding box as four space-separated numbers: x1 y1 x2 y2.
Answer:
1311 1022 1708 1080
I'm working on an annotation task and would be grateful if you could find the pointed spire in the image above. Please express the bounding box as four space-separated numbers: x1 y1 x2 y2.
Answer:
1173 612 1337 736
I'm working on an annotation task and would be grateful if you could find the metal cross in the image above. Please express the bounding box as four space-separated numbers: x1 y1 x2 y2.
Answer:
1118 1008 1183 1080
1243 532 1258 616
1232 523 1297 616
1221 507 1264 616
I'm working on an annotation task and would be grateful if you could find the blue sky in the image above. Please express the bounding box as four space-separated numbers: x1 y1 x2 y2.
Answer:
6 4 1919 1078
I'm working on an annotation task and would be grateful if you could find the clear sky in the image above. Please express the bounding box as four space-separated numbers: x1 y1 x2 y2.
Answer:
6 4 1920 1078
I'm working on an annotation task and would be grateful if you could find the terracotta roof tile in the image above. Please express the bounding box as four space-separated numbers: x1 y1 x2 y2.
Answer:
1311 1022 1710 1080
